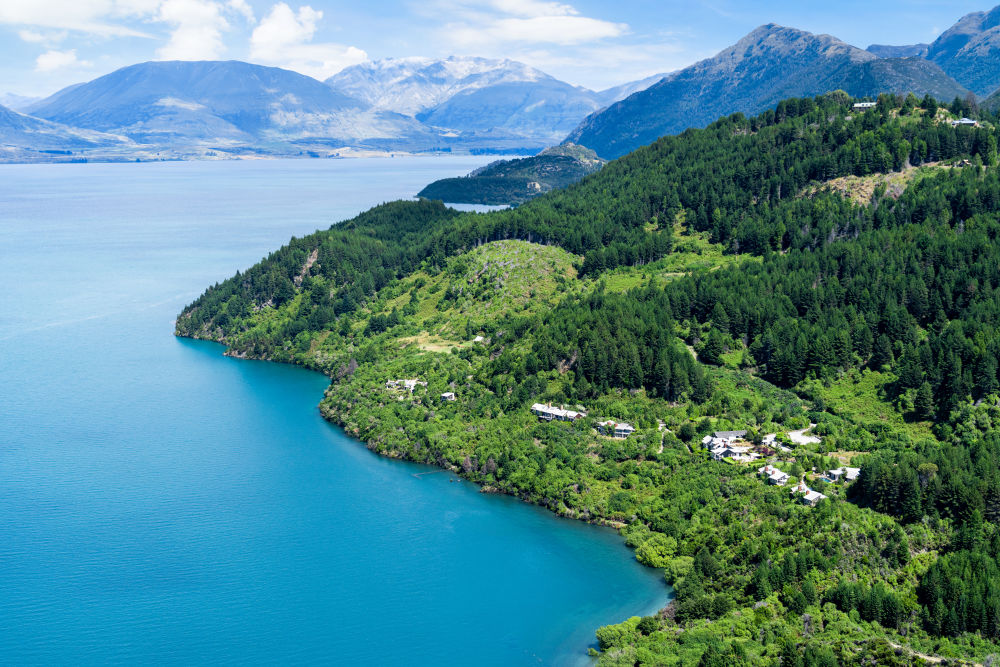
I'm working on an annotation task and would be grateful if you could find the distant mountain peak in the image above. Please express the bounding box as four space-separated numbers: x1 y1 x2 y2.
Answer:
730 23 871 61
567 23 967 159
325 56 555 116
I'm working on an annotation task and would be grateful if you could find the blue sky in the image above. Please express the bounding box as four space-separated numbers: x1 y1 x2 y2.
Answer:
0 0 993 97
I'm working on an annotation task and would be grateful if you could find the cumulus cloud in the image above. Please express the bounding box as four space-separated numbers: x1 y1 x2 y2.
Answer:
35 48 92 72
156 0 229 60
249 3 368 80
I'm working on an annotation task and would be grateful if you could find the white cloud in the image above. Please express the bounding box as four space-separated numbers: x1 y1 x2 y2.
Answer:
249 3 368 80
156 0 229 60
0 0 154 37
437 0 627 50
447 15 626 47
227 0 255 23
35 48 93 72
488 0 576 18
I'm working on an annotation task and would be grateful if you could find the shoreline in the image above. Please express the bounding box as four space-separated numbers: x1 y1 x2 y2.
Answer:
182 332 675 634
215 335 646 536
0 147 534 167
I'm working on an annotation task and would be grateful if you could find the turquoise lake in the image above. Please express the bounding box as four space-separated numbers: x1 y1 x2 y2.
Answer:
0 158 669 665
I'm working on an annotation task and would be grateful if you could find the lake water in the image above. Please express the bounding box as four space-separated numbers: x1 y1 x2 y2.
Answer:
0 158 669 665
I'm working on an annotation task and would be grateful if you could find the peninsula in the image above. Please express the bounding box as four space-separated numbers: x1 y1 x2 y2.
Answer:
178 94 1000 665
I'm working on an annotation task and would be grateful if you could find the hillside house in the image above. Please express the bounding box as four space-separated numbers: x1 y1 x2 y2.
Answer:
710 444 759 463
386 379 427 392
853 101 876 109
598 420 635 439
825 466 860 483
758 464 790 485
952 117 978 127
790 479 827 506
441 392 456 401
531 403 587 422
702 430 747 450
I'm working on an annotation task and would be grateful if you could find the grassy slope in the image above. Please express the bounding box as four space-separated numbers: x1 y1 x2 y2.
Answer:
588 214 757 294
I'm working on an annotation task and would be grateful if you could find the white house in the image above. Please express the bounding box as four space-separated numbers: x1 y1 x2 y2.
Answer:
531 403 587 422
386 379 428 392
759 464 790 485
951 117 978 127
825 466 860 483
801 489 828 506
710 444 759 463
703 430 748 451
853 101 876 109
790 479 827 506
441 392 456 401
598 420 635 439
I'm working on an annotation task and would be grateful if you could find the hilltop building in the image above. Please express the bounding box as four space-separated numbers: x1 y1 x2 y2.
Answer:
825 466 861 483
789 479 827 506
598 420 635 439
531 403 587 422
386 379 427 392
759 464 790 485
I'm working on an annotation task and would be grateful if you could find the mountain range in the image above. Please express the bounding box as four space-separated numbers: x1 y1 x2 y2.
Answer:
6 4 1000 163
569 6 1000 159
2 57 659 161
24 60 437 148
324 57 666 144
869 6 1000 96
0 103 132 161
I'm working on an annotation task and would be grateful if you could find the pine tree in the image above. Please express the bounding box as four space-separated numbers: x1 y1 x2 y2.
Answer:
802 578 817 605
700 330 725 366
915 381 935 420
870 334 893 370
901 474 923 523
710 302 730 333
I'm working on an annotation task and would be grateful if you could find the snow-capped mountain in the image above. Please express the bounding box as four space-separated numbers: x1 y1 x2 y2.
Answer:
325 56 552 116
6 57 684 161
327 56 613 142
25 60 435 146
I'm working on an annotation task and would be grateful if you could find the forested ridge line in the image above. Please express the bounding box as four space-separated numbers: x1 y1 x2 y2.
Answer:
175 93 1000 665
177 91 994 345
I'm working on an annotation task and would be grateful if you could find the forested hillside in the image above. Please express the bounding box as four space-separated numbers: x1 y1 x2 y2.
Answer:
178 92 1000 665
416 144 604 206
566 24 970 159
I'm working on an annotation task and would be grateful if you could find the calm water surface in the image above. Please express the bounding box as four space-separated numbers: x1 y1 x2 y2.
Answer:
0 158 668 665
